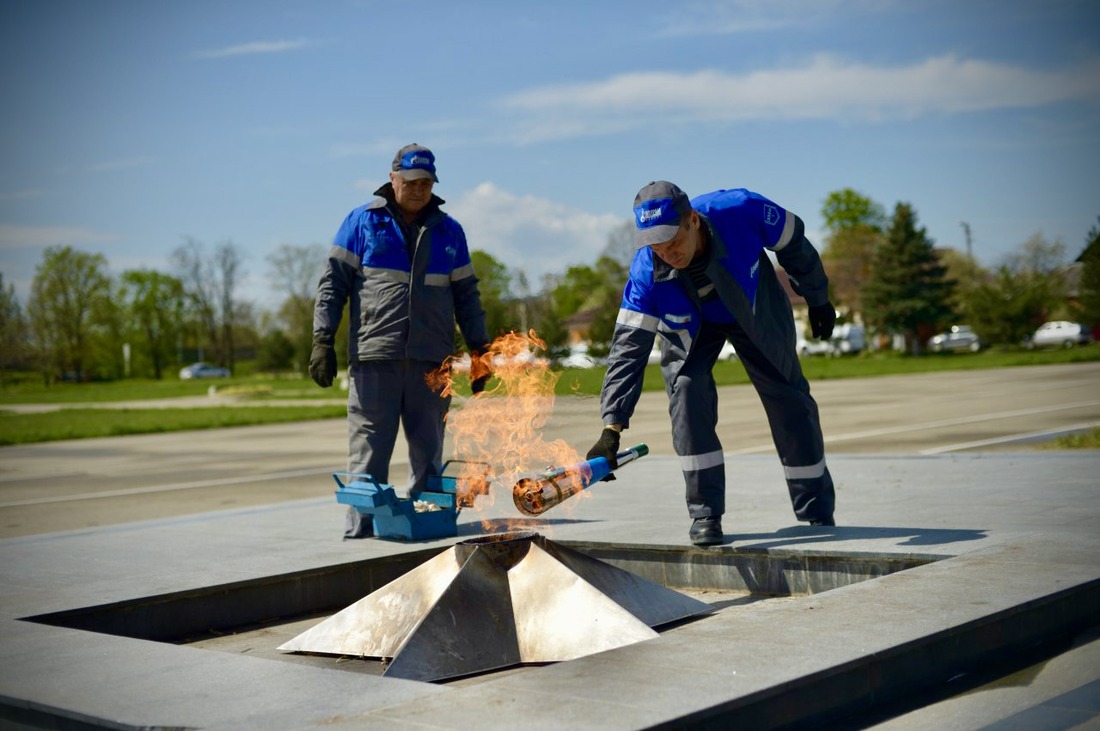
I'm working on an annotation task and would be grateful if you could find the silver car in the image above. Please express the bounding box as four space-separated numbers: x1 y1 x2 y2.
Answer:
929 325 981 353
179 362 231 379
1027 321 1094 349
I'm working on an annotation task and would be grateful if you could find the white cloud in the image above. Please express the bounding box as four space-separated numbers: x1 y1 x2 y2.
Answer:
498 54 1100 142
0 224 118 252
447 183 625 290
193 39 310 59
0 225 120 301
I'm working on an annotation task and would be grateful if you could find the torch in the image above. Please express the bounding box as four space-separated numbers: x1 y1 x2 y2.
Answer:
512 444 649 516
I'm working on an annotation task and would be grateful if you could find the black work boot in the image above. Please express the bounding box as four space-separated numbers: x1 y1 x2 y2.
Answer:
689 516 723 546
809 516 835 526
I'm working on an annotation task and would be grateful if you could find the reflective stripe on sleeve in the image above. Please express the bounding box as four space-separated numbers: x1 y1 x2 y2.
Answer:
424 273 450 286
616 308 659 332
772 212 797 251
451 263 475 281
330 245 361 269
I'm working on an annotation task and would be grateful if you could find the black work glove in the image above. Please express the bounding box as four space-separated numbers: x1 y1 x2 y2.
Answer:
808 302 837 341
469 347 492 395
586 427 621 482
309 336 337 388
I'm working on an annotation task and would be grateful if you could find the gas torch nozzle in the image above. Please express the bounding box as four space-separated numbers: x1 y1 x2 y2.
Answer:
511 444 649 516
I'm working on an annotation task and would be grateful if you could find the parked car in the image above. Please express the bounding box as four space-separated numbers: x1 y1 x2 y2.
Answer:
1026 321 1094 349
179 362 231 379
797 337 835 357
797 324 865 357
832 324 865 355
928 325 981 353
559 344 600 368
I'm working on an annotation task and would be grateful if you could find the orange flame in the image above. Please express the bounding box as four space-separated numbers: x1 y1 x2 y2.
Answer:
430 330 588 530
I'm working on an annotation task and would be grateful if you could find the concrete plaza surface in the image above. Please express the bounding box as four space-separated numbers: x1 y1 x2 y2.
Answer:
1 446 1098 729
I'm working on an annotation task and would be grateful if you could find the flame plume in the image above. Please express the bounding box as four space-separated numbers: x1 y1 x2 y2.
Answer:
429 331 587 522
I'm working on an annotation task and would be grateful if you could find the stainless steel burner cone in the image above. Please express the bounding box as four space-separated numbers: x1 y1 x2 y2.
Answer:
278 532 710 682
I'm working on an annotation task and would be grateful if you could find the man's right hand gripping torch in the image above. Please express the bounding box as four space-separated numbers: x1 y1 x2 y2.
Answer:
511 444 649 516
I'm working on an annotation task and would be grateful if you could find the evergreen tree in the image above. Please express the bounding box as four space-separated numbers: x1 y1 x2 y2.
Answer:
1077 217 1100 330
862 203 955 354
0 274 30 379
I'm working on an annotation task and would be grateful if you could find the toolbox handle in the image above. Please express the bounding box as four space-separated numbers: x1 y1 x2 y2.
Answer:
332 472 384 490
438 460 493 479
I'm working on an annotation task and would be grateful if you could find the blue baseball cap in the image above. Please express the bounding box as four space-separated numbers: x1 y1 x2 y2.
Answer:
633 180 691 247
392 143 438 182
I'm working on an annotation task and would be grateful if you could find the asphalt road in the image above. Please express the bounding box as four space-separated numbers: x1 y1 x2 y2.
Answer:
1 362 1097 539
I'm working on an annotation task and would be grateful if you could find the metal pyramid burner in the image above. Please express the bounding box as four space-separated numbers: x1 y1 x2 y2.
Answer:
278 531 711 682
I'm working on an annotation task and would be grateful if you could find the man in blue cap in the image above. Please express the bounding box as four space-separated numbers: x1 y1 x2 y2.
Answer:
310 144 491 538
587 181 836 545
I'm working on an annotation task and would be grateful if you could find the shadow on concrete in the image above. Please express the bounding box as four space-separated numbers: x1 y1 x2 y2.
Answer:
730 525 988 551
457 517 599 536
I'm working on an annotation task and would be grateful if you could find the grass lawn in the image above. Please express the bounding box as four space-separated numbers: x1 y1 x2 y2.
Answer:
1 344 1097 445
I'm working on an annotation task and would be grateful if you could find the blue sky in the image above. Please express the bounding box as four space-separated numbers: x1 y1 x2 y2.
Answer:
2 0 1098 312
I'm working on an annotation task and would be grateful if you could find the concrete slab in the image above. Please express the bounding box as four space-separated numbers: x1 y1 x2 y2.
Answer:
1 452 1098 729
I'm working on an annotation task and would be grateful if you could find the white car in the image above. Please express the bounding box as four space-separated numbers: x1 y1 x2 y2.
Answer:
559 345 600 368
1027 321 1094 349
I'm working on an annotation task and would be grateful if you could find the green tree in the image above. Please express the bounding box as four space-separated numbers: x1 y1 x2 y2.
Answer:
0 274 30 379
470 250 517 343
118 269 187 379
938 248 989 321
966 266 1052 346
256 328 295 373
820 189 885 319
821 188 886 234
1077 218 1100 328
547 255 627 357
27 246 113 381
963 232 1068 346
861 203 955 354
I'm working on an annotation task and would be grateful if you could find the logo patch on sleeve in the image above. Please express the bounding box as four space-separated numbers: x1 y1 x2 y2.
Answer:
764 204 780 226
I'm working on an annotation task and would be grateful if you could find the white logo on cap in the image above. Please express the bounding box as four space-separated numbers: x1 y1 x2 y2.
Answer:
640 209 663 222
410 155 430 166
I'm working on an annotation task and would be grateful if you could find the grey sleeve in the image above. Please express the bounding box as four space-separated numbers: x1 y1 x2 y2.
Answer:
772 215 830 307
313 246 357 341
599 310 658 428
452 272 490 352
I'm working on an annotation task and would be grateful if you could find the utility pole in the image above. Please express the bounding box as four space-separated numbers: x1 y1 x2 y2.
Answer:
960 221 973 259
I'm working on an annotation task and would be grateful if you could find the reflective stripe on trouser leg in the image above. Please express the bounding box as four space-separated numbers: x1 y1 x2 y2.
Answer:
667 329 726 519
726 326 835 521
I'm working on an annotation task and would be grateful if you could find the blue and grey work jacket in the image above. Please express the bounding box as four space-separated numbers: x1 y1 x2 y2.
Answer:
314 188 489 365
601 188 830 428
